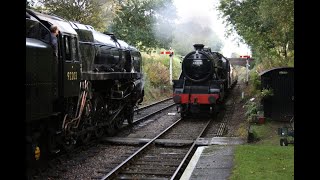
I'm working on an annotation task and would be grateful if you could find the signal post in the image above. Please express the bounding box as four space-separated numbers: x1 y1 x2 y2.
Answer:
161 48 174 85
169 47 174 85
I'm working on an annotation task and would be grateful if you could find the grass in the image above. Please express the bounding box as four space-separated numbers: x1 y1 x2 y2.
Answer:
236 122 249 138
231 145 294 180
140 86 172 106
231 120 294 180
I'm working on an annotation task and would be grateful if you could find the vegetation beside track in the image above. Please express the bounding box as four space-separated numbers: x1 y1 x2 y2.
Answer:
231 121 294 180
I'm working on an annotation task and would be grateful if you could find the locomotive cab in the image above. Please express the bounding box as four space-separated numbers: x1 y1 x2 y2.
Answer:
58 32 81 97
26 11 56 122
26 10 82 173
30 10 81 99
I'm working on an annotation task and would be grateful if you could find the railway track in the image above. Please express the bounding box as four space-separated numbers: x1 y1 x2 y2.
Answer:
31 97 235 180
131 97 175 124
135 97 173 112
30 98 176 179
97 116 225 180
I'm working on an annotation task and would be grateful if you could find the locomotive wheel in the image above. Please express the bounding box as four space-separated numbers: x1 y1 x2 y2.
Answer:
63 137 76 152
126 105 134 125
95 128 104 138
127 111 134 125
79 123 91 144
181 112 185 119
92 94 104 138
94 123 104 138
80 102 92 144
106 123 116 136
115 117 124 129
211 106 218 118
180 105 188 119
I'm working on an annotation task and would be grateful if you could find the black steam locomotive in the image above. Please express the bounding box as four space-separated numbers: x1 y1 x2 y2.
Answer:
26 9 144 171
172 44 237 117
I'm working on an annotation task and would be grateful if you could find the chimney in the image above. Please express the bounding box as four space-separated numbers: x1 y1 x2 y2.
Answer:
193 44 205 51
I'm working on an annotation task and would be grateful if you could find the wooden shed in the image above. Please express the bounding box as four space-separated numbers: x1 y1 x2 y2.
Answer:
259 67 294 121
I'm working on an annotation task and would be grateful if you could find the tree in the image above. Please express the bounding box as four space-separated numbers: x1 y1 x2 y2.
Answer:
38 0 111 32
109 0 177 52
218 0 294 69
26 0 32 8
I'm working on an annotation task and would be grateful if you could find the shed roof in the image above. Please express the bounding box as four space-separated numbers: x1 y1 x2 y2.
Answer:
259 67 294 76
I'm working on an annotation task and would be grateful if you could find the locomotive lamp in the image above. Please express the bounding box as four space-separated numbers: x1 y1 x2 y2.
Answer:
34 146 40 160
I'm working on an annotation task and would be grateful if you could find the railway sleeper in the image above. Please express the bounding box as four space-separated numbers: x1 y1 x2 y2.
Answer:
117 174 169 180
120 169 174 176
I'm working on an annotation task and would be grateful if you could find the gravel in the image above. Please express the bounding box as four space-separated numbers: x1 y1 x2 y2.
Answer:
224 83 249 137
33 144 138 180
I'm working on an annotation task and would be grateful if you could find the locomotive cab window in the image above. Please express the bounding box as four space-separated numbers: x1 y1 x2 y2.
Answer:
63 36 79 62
26 18 50 43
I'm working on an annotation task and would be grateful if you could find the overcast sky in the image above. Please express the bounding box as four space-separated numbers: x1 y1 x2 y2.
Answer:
173 0 251 57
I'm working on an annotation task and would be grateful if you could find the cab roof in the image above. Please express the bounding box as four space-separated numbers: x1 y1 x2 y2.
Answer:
28 9 77 36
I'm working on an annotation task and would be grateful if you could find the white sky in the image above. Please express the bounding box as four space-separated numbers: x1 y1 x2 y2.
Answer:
173 0 251 57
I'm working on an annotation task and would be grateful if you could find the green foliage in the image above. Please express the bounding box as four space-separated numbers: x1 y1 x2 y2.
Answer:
218 0 294 70
244 100 258 120
145 61 169 86
142 52 181 86
232 144 294 180
37 0 111 32
141 52 181 104
250 71 261 91
234 66 246 82
109 0 177 52
232 121 294 179
26 0 32 8
260 88 273 98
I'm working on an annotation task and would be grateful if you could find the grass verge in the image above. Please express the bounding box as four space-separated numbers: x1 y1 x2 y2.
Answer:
231 121 294 180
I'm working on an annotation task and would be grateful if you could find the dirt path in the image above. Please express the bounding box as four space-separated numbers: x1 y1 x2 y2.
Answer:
225 82 249 138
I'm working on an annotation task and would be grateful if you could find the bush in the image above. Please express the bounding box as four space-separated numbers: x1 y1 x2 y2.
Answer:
140 52 182 105
244 100 258 121
250 71 261 91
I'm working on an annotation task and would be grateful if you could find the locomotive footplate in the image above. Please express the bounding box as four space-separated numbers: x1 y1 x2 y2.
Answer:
81 72 142 80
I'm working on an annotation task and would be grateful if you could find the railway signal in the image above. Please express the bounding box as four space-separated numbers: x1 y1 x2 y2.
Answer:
239 55 251 85
160 51 171 55
240 55 251 59
161 48 174 85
